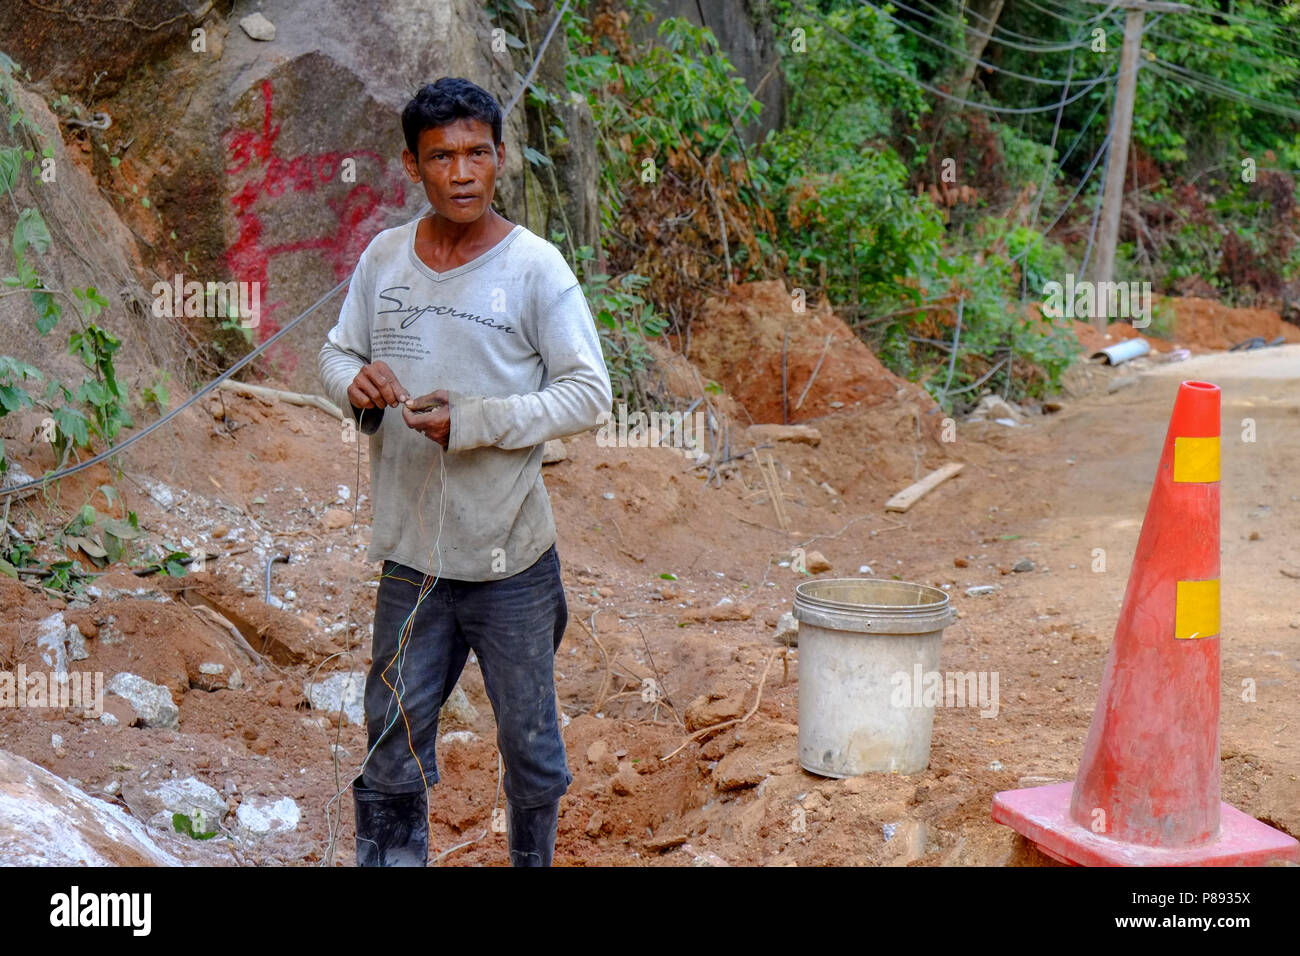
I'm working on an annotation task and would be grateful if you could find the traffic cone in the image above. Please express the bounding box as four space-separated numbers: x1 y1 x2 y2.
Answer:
992 380 1300 865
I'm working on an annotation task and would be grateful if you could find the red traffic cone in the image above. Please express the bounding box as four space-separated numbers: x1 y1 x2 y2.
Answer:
992 380 1300 865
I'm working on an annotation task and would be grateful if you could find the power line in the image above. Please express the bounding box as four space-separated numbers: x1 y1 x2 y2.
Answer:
1043 123 1113 238
901 0 1109 53
798 2 1114 265
1146 25 1300 75
1055 77 1114 170
1149 27 1300 77
793 0 1116 115
1020 0 1089 25
1148 56 1300 122
1029 36 1081 235
1025 0 1123 27
1179 2 1300 52
863 0 1114 82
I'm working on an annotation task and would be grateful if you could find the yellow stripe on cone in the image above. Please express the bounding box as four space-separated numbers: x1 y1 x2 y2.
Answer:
1175 579 1220 640
1173 436 1220 483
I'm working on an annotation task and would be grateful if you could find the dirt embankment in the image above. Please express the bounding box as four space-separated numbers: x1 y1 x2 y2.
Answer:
675 280 930 425
1070 295 1300 356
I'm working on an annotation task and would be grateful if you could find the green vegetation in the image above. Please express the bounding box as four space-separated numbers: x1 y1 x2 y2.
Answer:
0 55 196 594
530 1 1300 409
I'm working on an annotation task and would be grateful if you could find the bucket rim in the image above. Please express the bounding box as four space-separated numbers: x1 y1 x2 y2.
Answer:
794 577 950 611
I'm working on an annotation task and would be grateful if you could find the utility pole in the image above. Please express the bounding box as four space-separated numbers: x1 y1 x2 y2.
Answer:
1084 0 1189 334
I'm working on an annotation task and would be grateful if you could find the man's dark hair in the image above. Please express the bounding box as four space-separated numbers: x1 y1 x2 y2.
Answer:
402 77 503 157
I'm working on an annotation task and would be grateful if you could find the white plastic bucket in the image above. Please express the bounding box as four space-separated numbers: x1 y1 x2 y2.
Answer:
794 578 955 776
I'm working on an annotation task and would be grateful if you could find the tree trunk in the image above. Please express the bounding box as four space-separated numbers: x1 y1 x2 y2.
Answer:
953 0 1006 100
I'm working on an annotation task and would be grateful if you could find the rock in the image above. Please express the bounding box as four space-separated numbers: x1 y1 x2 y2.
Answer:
644 831 688 852
138 478 175 510
141 777 226 836
773 611 798 647
746 424 821 446
610 768 638 796
97 584 169 603
0 749 180 865
713 750 765 791
440 682 479 727
584 810 605 837
834 776 868 795
66 624 88 662
192 660 242 693
98 617 124 645
440 731 478 746
965 585 997 597
303 672 364 726
1011 558 1035 573
679 603 754 624
36 612 69 681
585 739 609 765
682 843 731 867
805 550 832 573
684 693 747 731
235 796 300 840
966 395 1026 424
542 439 567 463
1 461 34 490
50 734 63 750
239 12 277 41
107 673 179 729
881 819 928 866
99 712 119 728
321 508 352 530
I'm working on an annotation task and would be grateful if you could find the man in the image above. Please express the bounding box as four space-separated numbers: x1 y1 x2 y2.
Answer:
317 77 613 867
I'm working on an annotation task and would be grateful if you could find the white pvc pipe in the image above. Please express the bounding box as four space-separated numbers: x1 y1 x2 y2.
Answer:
1092 338 1151 365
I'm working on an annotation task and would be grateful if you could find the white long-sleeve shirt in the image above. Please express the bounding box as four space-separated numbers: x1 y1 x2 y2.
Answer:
318 218 612 581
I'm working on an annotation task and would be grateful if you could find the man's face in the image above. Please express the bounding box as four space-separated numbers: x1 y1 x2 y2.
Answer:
402 117 505 224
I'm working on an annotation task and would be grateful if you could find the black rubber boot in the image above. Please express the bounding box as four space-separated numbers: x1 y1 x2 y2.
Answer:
507 798 560 867
352 777 429 867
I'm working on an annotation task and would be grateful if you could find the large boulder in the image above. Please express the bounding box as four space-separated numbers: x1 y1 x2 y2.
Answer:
0 749 180 866
0 0 596 396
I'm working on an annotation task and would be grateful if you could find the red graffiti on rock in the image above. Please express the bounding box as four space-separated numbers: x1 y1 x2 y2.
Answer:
223 79 406 373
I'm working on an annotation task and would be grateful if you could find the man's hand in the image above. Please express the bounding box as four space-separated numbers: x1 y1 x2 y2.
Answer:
348 361 409 410
402 389 450 450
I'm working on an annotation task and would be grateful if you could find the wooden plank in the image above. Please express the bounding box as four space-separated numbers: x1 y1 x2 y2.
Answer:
885 462 964 513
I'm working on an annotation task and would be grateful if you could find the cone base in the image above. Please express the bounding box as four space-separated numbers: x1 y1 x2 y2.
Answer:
993 783 1300 866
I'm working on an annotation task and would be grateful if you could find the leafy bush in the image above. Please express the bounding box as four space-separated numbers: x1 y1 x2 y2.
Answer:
573 245 666 410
